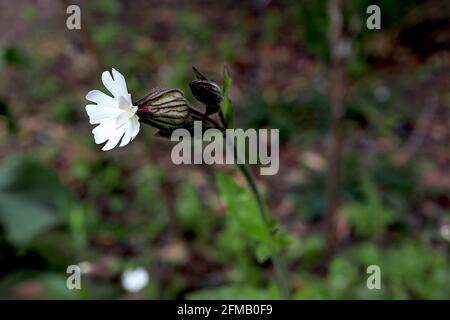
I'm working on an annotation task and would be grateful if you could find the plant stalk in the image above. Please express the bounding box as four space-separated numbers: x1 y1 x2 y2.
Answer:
325 0 347 254
236 162 291 299
201 102 290 298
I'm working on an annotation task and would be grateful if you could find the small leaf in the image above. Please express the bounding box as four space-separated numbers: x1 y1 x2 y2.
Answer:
217 173 270 243
256 231 291 263
221 64 233 127
216 173 289 262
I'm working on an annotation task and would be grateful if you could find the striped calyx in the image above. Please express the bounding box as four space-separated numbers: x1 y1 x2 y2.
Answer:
135 88 190 131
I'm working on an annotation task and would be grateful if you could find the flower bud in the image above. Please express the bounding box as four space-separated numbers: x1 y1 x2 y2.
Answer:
189 79 223 105
135 88 190 132
189 66 224 116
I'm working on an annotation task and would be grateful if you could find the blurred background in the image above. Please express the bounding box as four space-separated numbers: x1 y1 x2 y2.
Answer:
0 0 449 299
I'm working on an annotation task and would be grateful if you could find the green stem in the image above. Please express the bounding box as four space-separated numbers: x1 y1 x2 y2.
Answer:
213 110 290 299
236 162 291 300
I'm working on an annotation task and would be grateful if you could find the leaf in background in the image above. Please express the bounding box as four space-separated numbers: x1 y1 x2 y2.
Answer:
221 64 233 127
176 181 212 240
343 174 394 238
383 241 450 299
0 157 70 246
327 257 358 294
39 273 86 299
1 45 28 69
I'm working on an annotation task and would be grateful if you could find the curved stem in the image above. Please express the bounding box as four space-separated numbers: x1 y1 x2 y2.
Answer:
236 163 291 299
194 105 290 298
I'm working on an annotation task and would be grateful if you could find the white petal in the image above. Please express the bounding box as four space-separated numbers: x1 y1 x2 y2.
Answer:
86 104 122 124
119 122 133 147
86 90 117 107
116 95 132 110
92 119 116 144
129 116 140 141
102 125 127 151
112 68 131 103
115 111 131 127
102 70 121 98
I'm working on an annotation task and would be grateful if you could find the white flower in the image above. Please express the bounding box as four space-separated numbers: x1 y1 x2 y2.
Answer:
121 267 149 293
85 68 140 151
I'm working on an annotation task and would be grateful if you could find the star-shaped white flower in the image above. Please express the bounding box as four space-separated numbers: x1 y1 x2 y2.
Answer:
85 68 140 151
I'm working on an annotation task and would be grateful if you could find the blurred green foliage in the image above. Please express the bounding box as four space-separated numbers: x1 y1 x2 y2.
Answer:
0 157 70 246
343 174 395 238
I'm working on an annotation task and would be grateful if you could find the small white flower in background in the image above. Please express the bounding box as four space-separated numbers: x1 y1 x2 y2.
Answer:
121 267 149 293
85 68 140 151
440 224 450 242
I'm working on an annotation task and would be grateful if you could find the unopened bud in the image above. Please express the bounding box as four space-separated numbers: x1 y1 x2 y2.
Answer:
189 80 223 107
189 67 223 115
